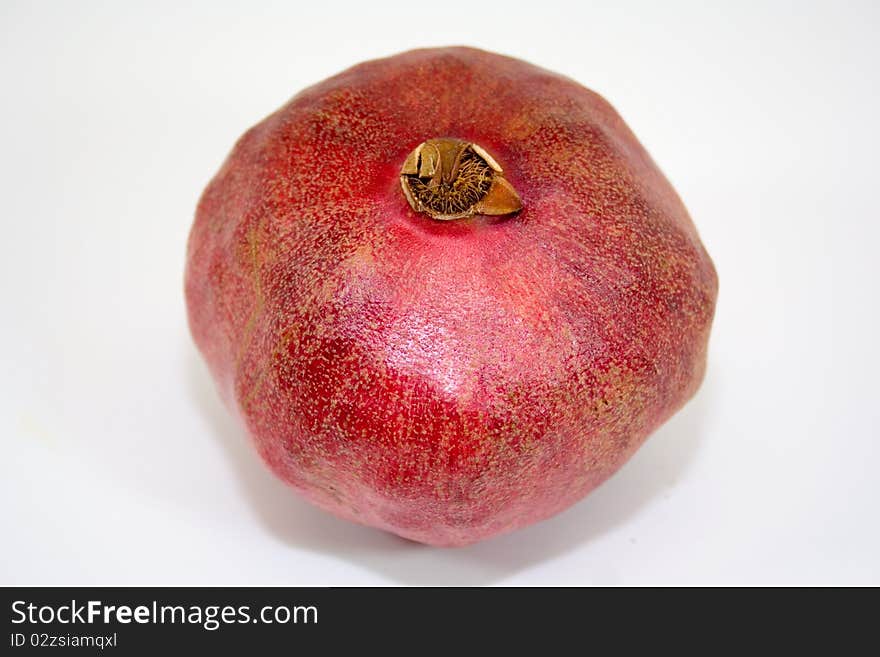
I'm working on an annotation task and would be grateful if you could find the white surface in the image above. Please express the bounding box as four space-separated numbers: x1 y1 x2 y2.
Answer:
2 0 878 586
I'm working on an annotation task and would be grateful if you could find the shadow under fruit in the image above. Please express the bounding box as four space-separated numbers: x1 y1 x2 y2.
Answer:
184 47 718 546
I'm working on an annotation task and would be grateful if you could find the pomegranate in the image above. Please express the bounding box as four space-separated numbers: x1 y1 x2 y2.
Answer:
185 47 717 546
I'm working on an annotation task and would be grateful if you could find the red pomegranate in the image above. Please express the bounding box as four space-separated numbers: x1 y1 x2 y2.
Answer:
185 47 717 546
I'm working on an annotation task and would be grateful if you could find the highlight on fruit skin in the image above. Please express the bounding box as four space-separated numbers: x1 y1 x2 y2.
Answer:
185 46 718 546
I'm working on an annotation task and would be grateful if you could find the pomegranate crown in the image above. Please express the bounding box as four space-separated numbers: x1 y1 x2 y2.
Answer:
400 137 522 221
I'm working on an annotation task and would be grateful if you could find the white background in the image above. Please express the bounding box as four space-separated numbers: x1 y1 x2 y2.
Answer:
2 0 878 586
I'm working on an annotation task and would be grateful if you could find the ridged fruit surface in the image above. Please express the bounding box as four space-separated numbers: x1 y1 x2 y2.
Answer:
185 47 718 546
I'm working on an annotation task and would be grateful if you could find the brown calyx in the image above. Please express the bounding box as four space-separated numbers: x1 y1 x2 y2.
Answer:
400 138 522 221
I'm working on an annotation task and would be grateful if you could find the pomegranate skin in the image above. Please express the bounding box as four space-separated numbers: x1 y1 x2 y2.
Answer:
185 47 717 546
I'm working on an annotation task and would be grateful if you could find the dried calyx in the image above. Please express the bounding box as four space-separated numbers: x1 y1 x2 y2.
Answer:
400 138 522 221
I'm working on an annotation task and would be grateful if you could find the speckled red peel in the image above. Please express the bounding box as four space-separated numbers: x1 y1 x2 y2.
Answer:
185 47 718 546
